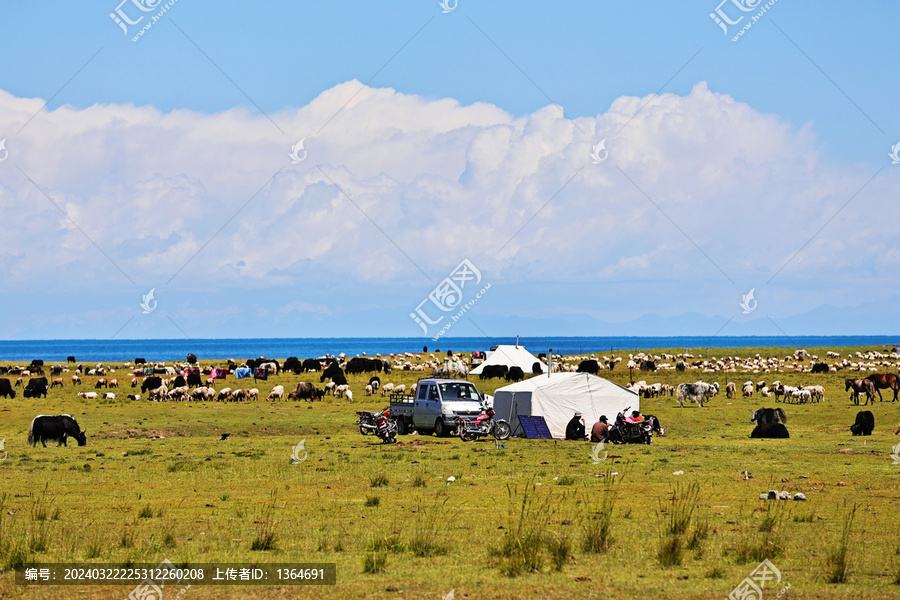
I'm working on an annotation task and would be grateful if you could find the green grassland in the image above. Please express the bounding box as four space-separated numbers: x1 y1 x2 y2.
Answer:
1 345 900 599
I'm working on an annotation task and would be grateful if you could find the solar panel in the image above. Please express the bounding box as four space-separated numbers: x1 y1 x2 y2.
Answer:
531 416 555 439
517 415 540 439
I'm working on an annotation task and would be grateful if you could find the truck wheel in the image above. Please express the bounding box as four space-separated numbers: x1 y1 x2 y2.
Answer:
397 420 409 435
434 419 447 438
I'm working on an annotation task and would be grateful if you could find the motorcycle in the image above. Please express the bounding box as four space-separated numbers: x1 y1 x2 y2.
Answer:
356 407 389 436
457 408 511 442
608 409 653 445
375 409 398 444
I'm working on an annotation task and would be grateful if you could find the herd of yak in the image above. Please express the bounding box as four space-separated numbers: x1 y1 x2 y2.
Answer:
2 355 898 447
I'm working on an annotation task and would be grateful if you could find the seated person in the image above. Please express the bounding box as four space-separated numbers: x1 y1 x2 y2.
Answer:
565 412 587 441
590 415 609 443
626 410 645 424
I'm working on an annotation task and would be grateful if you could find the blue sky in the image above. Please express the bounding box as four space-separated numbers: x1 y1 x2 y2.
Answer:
0 1 897 339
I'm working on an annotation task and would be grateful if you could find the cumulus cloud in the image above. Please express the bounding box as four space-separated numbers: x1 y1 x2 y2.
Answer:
0 80 895 328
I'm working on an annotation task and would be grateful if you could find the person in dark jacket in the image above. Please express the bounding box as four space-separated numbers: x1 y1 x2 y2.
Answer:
590 415 609 443
565 412 587 441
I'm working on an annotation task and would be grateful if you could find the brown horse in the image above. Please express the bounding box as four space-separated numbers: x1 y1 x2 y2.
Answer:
845 379 876 406
865 373 900 402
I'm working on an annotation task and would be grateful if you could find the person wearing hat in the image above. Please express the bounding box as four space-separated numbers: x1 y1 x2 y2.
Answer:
626 410 645 424
590 415 609 443
565 411 587 441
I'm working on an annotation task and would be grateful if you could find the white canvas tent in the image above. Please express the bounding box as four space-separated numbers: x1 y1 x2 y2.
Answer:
470 345 546 376
491 372 639 439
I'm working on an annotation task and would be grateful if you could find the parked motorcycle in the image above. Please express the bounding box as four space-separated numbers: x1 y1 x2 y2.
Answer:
608 410 652 445
457 408 511 442
356 407 389 436
375 409 398 444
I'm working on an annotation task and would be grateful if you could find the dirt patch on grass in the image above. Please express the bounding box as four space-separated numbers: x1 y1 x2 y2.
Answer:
106 428 179 439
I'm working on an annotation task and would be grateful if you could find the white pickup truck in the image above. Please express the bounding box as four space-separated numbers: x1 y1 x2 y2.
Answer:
390 378 486 437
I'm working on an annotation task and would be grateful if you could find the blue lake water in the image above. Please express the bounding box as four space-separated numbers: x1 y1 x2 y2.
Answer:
0 336 897 362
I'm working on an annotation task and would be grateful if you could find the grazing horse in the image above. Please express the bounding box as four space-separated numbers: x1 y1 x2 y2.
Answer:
865 374 900 402
846 379 876 405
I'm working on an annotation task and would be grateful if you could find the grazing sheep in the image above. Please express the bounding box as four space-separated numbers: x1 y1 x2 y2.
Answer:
334 384 349 398
51 378 64 388
109 379 119 388
324 381 336 395
248 388 259 400
345 390 353 402
217 388 232 401
267 385 284 401
77 391 99 400
742 383 754 397
394 384 406 395
726 382 736 398
365 384 373 396
72 375 82 385
103 392 115 400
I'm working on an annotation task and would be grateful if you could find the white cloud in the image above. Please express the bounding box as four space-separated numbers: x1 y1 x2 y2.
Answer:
0 80 895 319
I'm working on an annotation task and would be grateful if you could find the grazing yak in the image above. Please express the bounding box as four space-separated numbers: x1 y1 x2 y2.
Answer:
289 382 320 401
141 376 163 394
751 407 787 426
751 423 790 438
27 415 87 447
532 361 543 375
346 357 384 374
23 378 49 398
850 410 875 436
301 359 321 372
186 353 197 364
676 382 715 408
576 360 600 374
283 357 302 374
320 362 347 387
186 372 202 388
811 362 830 374
506 366 525 382
0 378 15 399
479 365 509 380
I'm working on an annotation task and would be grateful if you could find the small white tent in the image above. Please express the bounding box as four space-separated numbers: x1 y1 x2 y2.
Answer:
492 372 639 439
470 345 546 376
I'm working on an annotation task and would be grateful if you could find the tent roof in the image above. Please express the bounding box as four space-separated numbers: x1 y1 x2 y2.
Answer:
470 345 546 375
492 372 639 439
494 371 636 396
